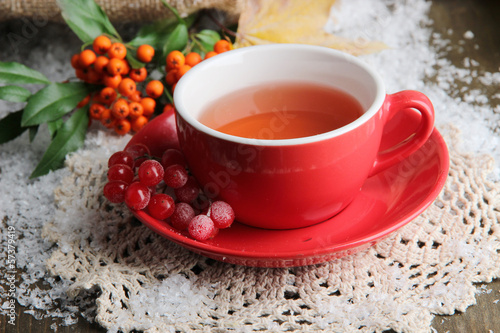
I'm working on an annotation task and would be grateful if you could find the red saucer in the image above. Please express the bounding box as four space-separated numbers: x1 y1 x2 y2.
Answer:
128 111 449 267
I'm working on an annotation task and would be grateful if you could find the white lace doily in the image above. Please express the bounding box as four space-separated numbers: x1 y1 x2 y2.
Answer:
42 126 500 333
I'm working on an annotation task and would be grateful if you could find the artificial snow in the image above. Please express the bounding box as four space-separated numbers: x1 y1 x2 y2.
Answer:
463 30 475 39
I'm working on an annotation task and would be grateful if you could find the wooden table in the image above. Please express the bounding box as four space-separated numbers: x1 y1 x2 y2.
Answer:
2 0 499 332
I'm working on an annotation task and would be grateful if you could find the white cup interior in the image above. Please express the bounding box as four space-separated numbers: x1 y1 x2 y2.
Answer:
174 44 386 146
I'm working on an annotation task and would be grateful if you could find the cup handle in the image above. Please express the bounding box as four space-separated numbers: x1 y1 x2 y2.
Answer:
369 90 435 176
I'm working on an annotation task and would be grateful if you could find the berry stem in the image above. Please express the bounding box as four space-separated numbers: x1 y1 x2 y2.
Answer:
184 35 198 54
205 11 237 38
190 35 209 54
80 41 93 51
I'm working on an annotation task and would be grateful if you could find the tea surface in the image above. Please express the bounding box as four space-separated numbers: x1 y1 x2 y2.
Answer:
199 81 364 140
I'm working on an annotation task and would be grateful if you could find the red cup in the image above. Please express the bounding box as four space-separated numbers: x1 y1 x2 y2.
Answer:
174 44 434 229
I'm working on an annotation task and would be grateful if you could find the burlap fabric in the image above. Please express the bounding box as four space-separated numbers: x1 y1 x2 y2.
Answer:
42 125 500 332
0 0 243 22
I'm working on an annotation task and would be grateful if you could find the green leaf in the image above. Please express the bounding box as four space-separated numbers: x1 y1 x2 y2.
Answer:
163 23 188 58
0 61 51 85
125 53 146 70
30 106 89 178
29 125 39 142
0 110 27 144
48 118 64 138
57 0 120 43
128 18 178 49
0 85 32 102
195 30 221 52
21 82 90 127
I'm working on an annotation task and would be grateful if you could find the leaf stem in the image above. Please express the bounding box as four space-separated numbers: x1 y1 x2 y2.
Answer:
163 87 174 104
160 0 185 24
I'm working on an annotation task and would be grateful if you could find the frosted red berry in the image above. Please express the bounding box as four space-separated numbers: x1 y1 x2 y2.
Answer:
163 164 188 189
170 202 195 230
125 181 151 210
108 150 134 169
188 215 216 241
174 177 200 203
103 180 128 203
148 193 175 220
138 159 164 186
210 201 235 229
125 143 150 169
107 164 134 184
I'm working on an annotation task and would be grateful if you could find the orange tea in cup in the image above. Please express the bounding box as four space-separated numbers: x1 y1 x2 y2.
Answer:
198 81 364 140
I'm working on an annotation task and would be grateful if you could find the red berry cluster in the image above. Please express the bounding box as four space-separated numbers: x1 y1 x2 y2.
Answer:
103 144 235 241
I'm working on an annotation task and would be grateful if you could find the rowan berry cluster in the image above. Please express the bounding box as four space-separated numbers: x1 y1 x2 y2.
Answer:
73 36 233 136
72 35 161 135
164 39 232 92
103 144 235 241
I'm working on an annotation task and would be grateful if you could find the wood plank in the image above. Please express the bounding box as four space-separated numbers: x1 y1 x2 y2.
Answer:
432 279 500 332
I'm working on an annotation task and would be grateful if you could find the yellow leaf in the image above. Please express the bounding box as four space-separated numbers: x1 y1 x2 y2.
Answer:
235 0 387 55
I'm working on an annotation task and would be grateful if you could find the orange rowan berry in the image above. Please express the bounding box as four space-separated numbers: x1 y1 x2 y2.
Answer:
79 49 97 67
108 42 127 59
166 50 185 70
128 102 144 119
93 35 112 55
175 64 191 81
89 103 106 120
103 74 122 89
129 90 143 103
140 97 156 116
185 52 202 67
165 69 178 86
100 109 116 128
85 67 101 84
91 91 106 104
145 80 164 99
111 98 130 119
114 119 131 135
129 67 147 82
71 54 82 69
94 56 109 74
75 68 87 81
163 103 175 113
118 78 136 97
136 44 155 63
107 58 126 76
77 94 91 108
204 51 218 59
121 60 131 76
214 39 232 54
131 115 148 132
100 87 117 105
